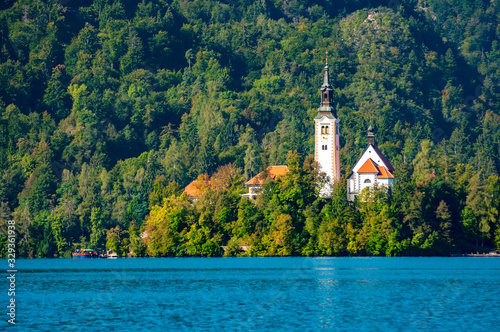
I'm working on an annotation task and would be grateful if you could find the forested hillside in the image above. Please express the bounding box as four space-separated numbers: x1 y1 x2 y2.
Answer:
1 0 500 257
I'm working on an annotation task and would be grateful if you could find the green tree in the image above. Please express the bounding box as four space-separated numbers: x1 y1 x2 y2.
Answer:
90 207 105 249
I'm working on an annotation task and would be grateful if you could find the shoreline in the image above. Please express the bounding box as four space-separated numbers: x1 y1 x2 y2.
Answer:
5 253 500 259
450 252 500 257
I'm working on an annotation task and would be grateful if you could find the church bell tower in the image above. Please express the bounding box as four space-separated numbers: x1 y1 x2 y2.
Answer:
314 52 341 196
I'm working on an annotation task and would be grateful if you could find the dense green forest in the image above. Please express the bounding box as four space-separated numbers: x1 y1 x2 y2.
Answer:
1 0 500 257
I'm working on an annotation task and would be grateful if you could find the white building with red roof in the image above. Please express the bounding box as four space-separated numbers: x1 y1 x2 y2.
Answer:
184 174 211 201
347 126 395 201
243 165 289 199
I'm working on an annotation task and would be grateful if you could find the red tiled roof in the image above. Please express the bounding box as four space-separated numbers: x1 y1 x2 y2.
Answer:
377 166 394 179
245 166 289 185
184 175 210 197
358 159 394 179
357 159 380 173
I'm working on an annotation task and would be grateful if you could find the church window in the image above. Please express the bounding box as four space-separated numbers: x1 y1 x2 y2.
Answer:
364 179 371 184
324 93 327 99
321 126 325 134
325 126 329 134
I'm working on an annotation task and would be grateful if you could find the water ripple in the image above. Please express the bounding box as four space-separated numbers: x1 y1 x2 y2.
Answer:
5 257 500 331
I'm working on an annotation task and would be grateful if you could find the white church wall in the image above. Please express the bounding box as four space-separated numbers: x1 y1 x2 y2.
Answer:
358 173 377 192
315 115 339 196
377 178 390 188
348 178 355 194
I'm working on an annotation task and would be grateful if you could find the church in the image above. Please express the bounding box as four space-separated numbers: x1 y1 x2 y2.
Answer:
346 126 396 201
313 54 395 199
240 55 395 200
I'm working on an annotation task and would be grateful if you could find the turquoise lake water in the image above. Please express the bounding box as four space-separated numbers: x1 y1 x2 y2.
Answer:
3 257 500 331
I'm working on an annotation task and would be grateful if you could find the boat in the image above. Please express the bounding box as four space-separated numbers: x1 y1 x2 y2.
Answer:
107 252 118 259
72 249 99 258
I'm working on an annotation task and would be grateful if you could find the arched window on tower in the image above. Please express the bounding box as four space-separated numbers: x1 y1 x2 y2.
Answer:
321 126 325 134
364 179 371 184
325 126 329 134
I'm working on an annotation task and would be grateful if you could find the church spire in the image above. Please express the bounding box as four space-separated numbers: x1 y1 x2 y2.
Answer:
322 52 331 88
318 51 335 115
367 124 375 146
